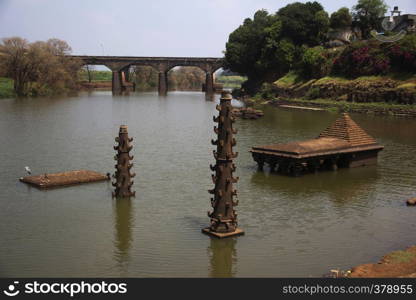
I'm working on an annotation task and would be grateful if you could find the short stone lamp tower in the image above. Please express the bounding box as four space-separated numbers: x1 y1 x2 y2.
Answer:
202 91 244 238
112 125 136 198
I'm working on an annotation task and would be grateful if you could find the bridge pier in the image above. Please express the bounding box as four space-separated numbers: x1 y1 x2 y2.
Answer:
205 71 214 95
158 71 168 96
112 71 123 95
74 56 223 96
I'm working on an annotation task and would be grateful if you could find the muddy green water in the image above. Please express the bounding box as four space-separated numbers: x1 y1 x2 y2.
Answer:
0 91 415 277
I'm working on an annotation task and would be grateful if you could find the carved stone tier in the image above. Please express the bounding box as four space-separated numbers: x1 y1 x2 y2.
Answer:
112 125 136 197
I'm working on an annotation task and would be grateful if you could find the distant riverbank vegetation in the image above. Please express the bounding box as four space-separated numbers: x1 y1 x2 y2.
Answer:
0 37 81 97
0 77 14 98
78 67 246 91
223 0 416 105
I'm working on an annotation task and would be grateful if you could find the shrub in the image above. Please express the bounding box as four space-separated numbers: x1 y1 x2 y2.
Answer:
258 82 276 100
300 46 341 78
333 40 390 77
301 46 327 78
387 34 416 73
305 86 321 99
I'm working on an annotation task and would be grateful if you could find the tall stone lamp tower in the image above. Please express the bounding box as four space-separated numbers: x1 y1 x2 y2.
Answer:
112 125 136 198
202 91 244 238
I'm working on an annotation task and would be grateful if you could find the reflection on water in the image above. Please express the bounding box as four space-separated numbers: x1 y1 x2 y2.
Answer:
208 238 237 278
250 166 379 205
113 197 133 271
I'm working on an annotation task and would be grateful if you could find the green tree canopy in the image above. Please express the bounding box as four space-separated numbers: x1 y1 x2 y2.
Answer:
224 2 330 93
224 10 278 78
330 7 353 29
352 0 388 38
276 1 329 46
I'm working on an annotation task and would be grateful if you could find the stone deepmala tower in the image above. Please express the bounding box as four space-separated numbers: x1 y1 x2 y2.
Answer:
202 91 244 238
112 125 136 198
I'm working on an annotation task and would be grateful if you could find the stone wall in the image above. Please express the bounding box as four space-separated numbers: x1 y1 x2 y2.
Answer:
271 98 416 117
271 78 416 105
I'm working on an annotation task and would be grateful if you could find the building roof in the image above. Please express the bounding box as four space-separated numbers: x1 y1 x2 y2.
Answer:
318 113 378 147
251 113 383 159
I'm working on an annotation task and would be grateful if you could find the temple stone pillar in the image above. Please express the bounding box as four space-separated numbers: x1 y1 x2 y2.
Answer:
205 71 214 95
112 125 135 197
202 91 244 238
158 71 168 96
112 71 123 95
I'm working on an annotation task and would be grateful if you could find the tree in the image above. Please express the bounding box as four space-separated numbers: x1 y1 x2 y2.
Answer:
224 3 330 94
0 37 81 96
352 0 388 38
224 10 277 79
168 67 205 91
0 37 32 96
330 7 352 29
132 65 158 90
83 65 95 83
277 1 330 46
300 46 332 78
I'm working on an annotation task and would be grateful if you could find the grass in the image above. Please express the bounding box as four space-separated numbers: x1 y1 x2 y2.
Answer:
353 75 382 81
0 77 15 98
274 71 303 87
216 75 246 89
388 72 416 81
387 250 416 264
397 82 416 90
274 97 416 113
313 75 396 85
78 70 112 81
313 76 349 85
274 72 416 88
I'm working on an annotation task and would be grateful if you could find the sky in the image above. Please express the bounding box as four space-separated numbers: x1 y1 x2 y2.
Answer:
0 0 414 57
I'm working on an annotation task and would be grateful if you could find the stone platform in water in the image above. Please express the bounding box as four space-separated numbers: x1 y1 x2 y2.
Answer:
202 227 245 239
251 113 384 176
19 170 109 188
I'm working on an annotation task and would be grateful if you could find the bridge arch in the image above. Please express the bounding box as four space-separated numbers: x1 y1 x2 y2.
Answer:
70 55 223 95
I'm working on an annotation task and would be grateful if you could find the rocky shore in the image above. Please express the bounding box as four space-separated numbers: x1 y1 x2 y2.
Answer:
271 76 416 105
269 98 416 117
252 75 416 117
232 107 264 119
348 246 416 278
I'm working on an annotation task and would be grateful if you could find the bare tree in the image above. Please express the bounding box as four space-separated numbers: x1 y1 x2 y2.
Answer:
82 64 95 83
0 37 81 96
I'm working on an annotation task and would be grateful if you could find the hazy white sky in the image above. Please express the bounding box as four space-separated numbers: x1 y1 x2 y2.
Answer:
0 0 414 57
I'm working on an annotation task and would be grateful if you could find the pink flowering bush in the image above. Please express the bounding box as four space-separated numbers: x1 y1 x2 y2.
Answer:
388 34 416 72
332 41 390 77
332 34 416 77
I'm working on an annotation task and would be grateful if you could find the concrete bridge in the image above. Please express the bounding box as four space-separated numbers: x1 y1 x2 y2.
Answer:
71 55 223 96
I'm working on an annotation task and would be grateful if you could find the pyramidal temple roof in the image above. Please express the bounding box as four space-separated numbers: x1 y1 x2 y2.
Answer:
318 113 378 147
251 113 383 159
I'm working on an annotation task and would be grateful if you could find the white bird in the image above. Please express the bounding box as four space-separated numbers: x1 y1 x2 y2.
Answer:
25 166 31 175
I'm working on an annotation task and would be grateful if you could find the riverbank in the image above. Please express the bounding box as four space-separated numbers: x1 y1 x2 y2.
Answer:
244 73 416 117
0 77 14 98
348 246 416 278
77 81 215 92
269 97 416 117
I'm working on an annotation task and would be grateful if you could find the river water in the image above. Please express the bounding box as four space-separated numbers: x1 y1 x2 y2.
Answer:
0 91 415 277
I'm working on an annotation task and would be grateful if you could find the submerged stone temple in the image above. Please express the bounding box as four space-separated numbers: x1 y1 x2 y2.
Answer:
250 113 384 176
202 91 244 238
112 125 136 197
